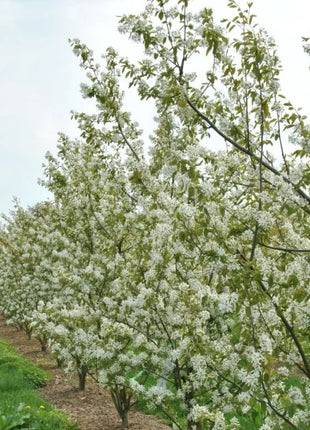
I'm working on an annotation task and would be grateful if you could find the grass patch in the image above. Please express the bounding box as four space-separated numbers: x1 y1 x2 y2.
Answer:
0 339 77 430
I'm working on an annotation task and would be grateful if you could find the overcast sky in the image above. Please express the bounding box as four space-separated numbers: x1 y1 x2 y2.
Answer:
1 0 309 215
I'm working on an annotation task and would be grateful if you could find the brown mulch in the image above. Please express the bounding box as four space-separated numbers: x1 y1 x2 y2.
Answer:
0 315 170 430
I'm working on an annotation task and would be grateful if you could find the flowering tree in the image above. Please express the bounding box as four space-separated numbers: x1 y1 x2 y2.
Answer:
113 1 310 428
2 1 310 429
0 201 60 347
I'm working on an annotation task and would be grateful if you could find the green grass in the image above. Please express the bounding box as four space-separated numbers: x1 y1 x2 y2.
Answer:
0 339 77 430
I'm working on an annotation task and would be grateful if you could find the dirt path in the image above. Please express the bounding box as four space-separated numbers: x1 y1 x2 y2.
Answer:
0 315 170 430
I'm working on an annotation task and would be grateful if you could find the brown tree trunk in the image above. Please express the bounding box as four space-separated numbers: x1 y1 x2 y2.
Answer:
76 361 87 391
110 385 132 429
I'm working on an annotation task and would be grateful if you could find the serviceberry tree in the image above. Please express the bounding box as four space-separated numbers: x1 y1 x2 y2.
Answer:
2 1 310 429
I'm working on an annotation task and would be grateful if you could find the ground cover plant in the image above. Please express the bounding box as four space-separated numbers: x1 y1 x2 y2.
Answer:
0 339 77 430
1 0 310 428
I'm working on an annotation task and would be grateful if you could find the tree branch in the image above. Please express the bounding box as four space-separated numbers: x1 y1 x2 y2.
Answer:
184 95 310 204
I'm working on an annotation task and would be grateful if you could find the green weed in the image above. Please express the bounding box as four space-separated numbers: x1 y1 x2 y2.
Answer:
0 339 77 430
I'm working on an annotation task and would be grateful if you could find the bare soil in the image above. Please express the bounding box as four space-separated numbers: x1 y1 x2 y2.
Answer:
0 315 170 430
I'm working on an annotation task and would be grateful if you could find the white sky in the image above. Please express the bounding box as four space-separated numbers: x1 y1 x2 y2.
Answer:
1 0 309 214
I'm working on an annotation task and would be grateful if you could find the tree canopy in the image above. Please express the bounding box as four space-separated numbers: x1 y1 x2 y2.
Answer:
1 1 310 429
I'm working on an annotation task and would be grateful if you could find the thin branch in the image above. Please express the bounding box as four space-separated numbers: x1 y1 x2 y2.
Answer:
261 376 300 430
161 410 183 430
85 189 112 240
117 120 140 162
257 303 308 377
250 50 265 262
237 250 310 378
259 242 310 253
184 95 310 205
276 102 290 176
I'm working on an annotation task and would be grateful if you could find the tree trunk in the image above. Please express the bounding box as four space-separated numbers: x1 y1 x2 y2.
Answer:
185 387 201 430
38 334 47 352
56 357 63 368
76 361 87 391
121 412 129 430
110 385 132 429
25 326 32 339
